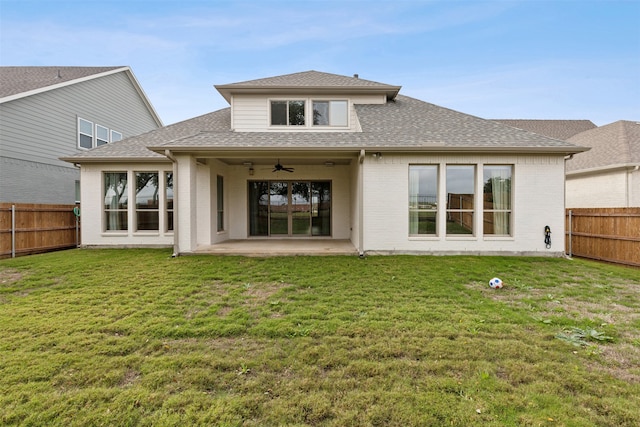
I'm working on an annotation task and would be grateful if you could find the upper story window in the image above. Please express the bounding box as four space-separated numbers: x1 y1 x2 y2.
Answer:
96 125 109 146
78 118 94 149
78 117 122 149
313 100 348 126
111 130 123 142
270 100 306 126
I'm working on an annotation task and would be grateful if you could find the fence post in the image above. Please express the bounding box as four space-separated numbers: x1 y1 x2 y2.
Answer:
11 204 16 258
568 209 572 258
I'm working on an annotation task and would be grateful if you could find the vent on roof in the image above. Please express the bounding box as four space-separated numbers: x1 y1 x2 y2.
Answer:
353 74 359 79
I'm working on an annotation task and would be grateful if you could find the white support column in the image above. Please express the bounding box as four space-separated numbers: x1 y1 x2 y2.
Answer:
176 154 197 253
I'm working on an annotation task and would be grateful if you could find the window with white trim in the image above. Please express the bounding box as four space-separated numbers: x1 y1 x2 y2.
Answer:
446 165 475 235
78 118 94 149
270 100 305 126
78 118 122 149
135 172 159 231
111 130 123 142
409 165 438 236
312 100 348 126
96 125 109 146
166 172 174 232
483 165 512 236
104 172 128 231
217 175 224 232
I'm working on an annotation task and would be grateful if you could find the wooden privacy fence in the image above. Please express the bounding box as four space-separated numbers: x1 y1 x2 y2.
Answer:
566 208 640 268
0 203 80 259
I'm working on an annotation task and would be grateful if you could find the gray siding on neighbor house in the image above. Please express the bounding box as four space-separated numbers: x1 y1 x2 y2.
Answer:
0 157 79 204
0 71 160 203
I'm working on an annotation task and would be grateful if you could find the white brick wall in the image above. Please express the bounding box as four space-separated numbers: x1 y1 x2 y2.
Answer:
362 153 567 255
566 170 635 208
79 162 173 247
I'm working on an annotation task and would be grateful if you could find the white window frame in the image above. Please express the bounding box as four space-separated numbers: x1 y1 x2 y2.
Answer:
96 124 109 146
78 117 122 149
482 164 513 237
78 118 94 149
111 130 123 142
269 99 306 127
312 100 349 127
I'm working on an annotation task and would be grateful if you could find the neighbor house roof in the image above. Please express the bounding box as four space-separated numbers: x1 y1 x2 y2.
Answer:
566 120 640 173
0 66 163 126
215 70 401 103
61 94 587 163
492 119 597 140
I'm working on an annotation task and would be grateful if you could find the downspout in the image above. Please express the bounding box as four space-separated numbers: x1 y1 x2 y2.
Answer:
358 149 365 257
165 149 179 257
563 154 574 207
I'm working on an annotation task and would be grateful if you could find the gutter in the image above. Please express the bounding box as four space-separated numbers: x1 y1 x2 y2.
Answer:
164 149 179 257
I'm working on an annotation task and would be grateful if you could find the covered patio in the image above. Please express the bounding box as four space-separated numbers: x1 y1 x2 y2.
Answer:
195 239 357 256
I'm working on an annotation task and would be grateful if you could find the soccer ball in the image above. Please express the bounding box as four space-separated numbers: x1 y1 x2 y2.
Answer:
489 277 503 289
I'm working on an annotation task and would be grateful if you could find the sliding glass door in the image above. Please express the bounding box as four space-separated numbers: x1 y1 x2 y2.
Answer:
249 181 331 237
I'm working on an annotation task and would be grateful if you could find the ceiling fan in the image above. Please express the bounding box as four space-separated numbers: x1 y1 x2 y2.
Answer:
273 159 294 173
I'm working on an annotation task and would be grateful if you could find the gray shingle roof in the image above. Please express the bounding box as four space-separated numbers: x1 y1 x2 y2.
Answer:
0 66 125 99
61 109 231 161
492 119 597 140
62 94 586 163
566 120 640 172
217 70 397 89
214 70 401 103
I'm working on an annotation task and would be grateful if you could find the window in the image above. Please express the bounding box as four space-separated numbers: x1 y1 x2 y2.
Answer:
104 172 128 231
483 165 512 235
96 125 109 146
75 180 81 204
166 172 174 232
135 172 159 231
270 100 305 126
312 100 348 126
446 165 475 235
409 165 438 235
217 175 224 232
79 118 93 149
78 118 122 149
111 130 123 142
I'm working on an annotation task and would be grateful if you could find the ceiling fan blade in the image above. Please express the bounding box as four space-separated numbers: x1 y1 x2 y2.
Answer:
283 168 295 172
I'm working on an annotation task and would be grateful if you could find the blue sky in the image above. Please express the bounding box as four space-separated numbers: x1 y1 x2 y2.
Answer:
1 0 638 126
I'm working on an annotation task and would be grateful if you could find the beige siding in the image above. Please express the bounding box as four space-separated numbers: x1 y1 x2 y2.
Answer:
362 154 567 255
230 94 384 132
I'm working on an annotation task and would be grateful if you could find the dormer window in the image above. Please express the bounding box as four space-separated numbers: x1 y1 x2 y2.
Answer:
313 100 348 126
270 100 306 126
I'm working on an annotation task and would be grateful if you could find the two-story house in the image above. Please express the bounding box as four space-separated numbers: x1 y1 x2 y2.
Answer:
0 66 162 204
62 70 587 256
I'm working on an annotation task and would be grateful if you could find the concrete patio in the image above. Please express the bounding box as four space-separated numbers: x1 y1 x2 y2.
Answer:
195 239 358 256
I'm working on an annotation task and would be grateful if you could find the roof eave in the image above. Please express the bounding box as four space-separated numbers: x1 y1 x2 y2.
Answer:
214 85 402 104
148 144 590 156
566 162 640 177
60 156 170 164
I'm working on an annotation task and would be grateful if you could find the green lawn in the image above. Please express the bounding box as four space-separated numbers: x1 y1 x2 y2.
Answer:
1 250 639 426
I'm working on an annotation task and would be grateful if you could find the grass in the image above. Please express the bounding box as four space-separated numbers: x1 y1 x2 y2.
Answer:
1 249 639 426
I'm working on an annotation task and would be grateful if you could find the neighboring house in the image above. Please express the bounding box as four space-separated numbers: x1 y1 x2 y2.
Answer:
565 120 640 208
0 66 162 204
492 119 597 140
61 70 587 256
